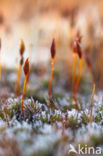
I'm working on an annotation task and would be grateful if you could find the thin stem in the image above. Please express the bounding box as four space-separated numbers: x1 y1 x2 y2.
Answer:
16 65 22 97
73 58 82 109
74 58 82 94
21 75 27 118
72 53 77 90
90 83 96 123
48 58 54 99
0 51 1 80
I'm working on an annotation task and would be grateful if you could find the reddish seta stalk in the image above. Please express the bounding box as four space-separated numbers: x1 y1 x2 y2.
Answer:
85 54 96 123
16 40 25 97
0 38 2 80
48 39 56 99
21 58 30 118
72 36 82 90
72 35 82 109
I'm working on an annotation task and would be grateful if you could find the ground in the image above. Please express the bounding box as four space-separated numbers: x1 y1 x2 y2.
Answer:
0 66 102 156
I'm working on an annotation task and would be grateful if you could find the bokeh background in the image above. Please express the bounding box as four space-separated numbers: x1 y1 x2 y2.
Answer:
0 0 103 88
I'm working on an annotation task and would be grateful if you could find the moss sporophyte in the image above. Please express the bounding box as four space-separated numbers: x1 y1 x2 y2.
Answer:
21 58 30 118
0 38 2 80
72 35 82 109
48 39 56 99
16 40 25 97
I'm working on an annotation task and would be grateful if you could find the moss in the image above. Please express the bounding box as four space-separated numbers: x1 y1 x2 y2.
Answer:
54 70 60 79
54 114 62 122
91 134 103 146
69 103 78 110
24 139 33 146
42 80 49 89
96 106 103 114
68 116 78 128
62 105 68 112
40 115 48 123
49 114 62 123
26 88 36 97
54 93 63 99
77 143 88 153
68 95 81 110
81 113 89 124
14 128 29 134
0 111 4 119
95 115 102 122
32 95 46 103
3 106 11 118
11 102 21 119
80 85 91 95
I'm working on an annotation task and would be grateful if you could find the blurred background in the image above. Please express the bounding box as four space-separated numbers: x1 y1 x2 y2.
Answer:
0 0 103 88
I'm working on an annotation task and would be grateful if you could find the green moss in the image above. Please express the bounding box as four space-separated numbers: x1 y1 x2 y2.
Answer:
42 80 49 89
54 114 62 122
68 116 78 128
91 134 103 146
3 106 11 117
96 107 103 114
54 93 63 99
62 105 68 112
95 115 102 122
81 113 89 124
77 143 89 153
11 102 21 119
54 70 60 78
80 85 91 95
40 116 48 123
68 95 80 110
24 139 33 146
49 114 62 123
0 111 4 119
26 88 36 97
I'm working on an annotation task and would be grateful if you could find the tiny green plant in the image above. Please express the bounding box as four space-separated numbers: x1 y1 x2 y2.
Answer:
16 40 25 97
21 58 30 118
48 39 56 99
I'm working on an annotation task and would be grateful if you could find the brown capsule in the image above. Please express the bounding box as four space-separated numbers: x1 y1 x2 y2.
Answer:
20 40 25 56
23 58 29 76
72 40 77 53
77 43 82 59
72 36 82 58
20 56 24 66
51 39 56 59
